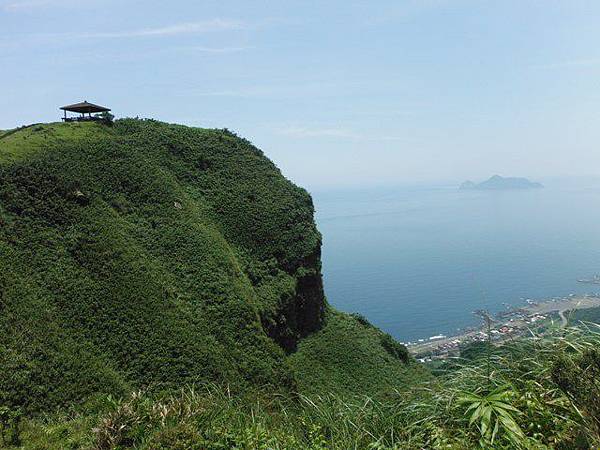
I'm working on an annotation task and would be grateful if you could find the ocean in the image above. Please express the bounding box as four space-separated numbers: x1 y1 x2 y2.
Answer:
312 180 600 343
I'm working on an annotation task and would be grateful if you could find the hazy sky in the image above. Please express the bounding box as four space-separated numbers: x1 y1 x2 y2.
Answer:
2 1 600 189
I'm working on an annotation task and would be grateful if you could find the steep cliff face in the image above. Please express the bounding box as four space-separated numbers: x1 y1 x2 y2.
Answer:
0 120 415 414
260 244 326 352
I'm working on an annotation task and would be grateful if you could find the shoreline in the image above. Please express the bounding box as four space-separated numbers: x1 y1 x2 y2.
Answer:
406 293 600 359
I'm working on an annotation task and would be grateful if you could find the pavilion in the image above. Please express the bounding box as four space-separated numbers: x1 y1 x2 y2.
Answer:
60 101 111 122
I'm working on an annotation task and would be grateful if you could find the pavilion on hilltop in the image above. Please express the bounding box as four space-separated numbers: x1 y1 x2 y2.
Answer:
60 101 112 122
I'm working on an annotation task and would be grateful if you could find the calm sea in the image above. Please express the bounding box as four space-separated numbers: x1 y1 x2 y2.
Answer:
313 180 600 342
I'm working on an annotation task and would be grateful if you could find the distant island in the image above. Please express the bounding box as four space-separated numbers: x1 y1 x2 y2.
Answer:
460 175 543 190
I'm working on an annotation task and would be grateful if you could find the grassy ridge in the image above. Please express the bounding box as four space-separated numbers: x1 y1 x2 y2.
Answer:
0 119 417 417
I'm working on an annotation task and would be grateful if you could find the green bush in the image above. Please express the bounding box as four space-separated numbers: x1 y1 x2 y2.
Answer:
0 406 22 447
380 332 410 363
95 111 115 123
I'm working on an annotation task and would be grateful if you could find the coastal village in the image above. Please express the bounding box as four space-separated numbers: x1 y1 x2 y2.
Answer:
408 293 600 361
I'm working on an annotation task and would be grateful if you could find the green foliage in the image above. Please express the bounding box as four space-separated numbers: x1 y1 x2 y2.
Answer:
567 306 600 325
0 406 23 447
459 341 496 361
552 346 600 442
380 332 410 363
458 387 524 447
95 112 115 123
350 312 373 327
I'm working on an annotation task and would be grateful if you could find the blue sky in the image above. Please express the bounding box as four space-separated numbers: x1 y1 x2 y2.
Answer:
2 0 600 189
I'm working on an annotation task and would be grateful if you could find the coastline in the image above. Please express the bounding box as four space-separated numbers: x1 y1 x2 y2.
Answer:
407 294 600 359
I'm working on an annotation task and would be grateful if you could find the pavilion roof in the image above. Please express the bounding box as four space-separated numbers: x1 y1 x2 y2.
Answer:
60 101 111 113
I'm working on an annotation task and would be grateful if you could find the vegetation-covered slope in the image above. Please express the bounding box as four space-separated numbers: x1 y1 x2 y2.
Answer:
0 120 416 416
289 311 427 396
568 306 600 325
8 325 599 449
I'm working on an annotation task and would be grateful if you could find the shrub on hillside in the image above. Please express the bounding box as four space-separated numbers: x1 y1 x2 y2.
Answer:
380 332 410 363
553 348 600 443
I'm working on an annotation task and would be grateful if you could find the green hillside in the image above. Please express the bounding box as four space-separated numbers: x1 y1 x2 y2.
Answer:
0 119 418 416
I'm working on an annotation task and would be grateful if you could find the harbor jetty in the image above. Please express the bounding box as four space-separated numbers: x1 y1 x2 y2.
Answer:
577 275 600 285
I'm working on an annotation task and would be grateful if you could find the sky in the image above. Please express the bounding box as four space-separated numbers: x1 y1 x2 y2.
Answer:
1 0 600 190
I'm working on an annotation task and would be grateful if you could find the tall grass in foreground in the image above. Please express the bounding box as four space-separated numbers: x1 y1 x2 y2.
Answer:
15 324 600 449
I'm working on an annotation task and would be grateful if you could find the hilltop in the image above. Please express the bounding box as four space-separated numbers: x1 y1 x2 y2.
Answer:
460 175 543 190
0 119 422 416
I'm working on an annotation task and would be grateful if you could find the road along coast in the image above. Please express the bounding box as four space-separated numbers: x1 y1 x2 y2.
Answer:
408 294 600 360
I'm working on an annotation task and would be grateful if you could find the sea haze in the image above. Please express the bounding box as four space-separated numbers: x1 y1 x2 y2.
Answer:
313 179 600 342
